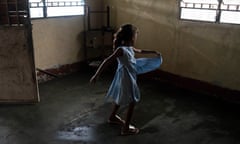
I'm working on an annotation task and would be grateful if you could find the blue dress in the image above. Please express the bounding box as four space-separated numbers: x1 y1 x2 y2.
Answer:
105 46 162 105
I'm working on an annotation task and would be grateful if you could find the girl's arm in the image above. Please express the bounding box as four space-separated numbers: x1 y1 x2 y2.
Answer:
133 47 161 56
90 48 123 83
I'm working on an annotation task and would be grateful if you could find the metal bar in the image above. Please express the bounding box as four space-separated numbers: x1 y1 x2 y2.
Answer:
8 10 27 13
220 9 240 12
181 6 217 10
179 0 182 20
107 5 110 28
89 10 108 13
181 7 218 11
83 5 87 60
6 0 10 25
43 0 47 17
182 1 218 6
220 3 240 11
215 0 222 23
16 0 20 26
26 0 31 25
29 1 85 8
36 68 59 78
87 6 90 30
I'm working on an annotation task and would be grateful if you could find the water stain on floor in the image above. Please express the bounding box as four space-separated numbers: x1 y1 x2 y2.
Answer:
57 125 96 141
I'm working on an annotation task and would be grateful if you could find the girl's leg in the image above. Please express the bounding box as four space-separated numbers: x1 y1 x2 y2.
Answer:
121 102 139 135
109 103 120 119
108 103 125 125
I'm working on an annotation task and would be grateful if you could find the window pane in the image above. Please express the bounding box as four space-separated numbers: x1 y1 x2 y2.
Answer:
30 8 44 18
29 0 42 2
182 0 218 4
222 0 240 5
46 0 84 2
220 11 240 24
45 0 84 6
29 0 85 18
29 0 44 18
181 8 217 22
47 6 84 17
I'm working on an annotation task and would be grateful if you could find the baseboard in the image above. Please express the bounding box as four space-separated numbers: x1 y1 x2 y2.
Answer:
140 70 240 104
36 61 89 83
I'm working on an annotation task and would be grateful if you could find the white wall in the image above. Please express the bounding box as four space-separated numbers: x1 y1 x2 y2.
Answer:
32 16 85 69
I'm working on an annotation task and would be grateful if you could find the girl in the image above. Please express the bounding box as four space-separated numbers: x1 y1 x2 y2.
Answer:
90 24 162 135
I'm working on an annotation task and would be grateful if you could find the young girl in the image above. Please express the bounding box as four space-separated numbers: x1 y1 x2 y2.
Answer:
90 24 162 135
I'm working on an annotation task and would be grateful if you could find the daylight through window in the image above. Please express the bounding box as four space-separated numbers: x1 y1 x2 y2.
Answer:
180 0 240 24
29 0 85 18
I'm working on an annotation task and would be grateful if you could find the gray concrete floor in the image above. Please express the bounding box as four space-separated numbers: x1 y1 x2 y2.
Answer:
0 71 240 144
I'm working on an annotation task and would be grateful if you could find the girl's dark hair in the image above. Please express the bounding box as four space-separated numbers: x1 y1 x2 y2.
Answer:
113 24 138 50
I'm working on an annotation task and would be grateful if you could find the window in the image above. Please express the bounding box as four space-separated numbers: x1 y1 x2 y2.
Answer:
0 0 28 26
29 0 85 18
180 0 240 24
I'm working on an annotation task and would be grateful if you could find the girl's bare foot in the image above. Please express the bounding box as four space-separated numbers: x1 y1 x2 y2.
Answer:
108 115 125 126
121 125 139 136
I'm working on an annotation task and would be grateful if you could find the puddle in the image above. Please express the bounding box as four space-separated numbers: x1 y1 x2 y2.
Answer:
57 125 96 141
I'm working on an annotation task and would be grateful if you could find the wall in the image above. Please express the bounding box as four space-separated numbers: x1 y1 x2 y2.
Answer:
32 0 104 70
0 27 39 103
104 0 240 91
32 16 85 69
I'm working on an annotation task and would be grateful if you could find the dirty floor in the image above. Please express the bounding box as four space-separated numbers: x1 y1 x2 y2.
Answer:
0 71 240 144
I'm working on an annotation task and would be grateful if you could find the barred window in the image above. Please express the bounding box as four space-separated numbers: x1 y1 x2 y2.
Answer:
0 0 29 26
180 0 240 24
29 0 85 18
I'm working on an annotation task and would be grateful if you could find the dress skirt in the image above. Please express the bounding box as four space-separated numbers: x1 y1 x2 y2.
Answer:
105 46 163 106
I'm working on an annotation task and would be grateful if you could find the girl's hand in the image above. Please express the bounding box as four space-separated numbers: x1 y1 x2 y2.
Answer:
155 51 162 56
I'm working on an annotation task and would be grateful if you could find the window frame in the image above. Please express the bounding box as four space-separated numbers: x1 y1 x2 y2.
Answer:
29 0 85 19
179 0 240 25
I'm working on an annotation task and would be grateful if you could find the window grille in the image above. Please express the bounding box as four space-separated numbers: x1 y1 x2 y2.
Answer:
180 0 240 24
29 0 85 18
0 0 29 26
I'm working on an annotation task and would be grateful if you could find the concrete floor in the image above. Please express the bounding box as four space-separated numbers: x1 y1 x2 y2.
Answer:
0 71 240 144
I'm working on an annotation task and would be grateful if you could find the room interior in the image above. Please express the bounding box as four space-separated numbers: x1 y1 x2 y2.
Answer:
0 0 240 143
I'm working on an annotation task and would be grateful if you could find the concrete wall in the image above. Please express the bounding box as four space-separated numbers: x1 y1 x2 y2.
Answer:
32 16 85 69
104 0 240 91
0 27 39 102
32 0 104 70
